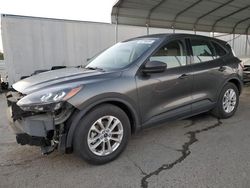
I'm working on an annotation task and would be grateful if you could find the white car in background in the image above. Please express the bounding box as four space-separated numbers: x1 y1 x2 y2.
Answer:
241 58 250 83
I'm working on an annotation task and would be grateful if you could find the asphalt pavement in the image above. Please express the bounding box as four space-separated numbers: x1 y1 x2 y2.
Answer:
0 85 250 188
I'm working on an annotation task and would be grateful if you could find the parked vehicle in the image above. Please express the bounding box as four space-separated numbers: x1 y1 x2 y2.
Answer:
0 60 8 91
243 65 250 83
7 34 243 164
0 75 8 91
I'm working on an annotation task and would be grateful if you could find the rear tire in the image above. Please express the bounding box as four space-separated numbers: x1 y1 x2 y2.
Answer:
211 82 239 119
73 104 131 165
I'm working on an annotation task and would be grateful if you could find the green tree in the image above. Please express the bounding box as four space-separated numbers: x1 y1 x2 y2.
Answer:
0 52 4 60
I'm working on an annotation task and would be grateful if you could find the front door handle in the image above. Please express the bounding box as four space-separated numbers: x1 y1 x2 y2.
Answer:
218 66 226 72
179 74 189 79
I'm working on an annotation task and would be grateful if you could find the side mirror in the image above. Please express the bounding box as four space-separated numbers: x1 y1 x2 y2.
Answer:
142 61 167 74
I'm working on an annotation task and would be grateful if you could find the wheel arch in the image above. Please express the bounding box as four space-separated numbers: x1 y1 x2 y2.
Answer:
218 76 243 98
65 97 141 151
211 77 242 119
227 78 242 94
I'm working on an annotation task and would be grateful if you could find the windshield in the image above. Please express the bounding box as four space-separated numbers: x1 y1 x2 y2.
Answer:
86 38 158 70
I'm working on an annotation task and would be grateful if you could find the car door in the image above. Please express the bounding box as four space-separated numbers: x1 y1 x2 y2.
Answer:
188 37 227 114
136 38 194 126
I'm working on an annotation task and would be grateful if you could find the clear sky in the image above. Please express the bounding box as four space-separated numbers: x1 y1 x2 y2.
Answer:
0 0 118 52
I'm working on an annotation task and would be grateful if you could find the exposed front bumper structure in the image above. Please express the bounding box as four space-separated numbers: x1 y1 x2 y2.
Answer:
16 133 50 146
6 91 66 154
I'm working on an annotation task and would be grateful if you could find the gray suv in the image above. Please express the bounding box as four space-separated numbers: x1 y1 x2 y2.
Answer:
7 34 243 164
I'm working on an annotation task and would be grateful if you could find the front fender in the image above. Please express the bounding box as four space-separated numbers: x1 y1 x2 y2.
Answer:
64 95 140 151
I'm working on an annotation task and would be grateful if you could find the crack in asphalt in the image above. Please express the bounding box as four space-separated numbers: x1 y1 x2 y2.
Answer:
126 155 148 176
154 143 181 152
141 118 222 188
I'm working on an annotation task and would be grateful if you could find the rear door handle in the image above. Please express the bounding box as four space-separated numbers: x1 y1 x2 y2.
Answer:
179 74 189 79
218 66 226 72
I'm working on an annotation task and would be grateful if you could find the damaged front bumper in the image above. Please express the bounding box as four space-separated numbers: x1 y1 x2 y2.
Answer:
6 91 73 154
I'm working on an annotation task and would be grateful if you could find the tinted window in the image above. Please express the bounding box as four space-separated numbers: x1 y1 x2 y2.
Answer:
150 40 187 69
191 39 215 63
212 41 227 58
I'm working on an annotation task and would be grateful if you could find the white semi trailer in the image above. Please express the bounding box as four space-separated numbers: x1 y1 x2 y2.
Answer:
1 14 249 85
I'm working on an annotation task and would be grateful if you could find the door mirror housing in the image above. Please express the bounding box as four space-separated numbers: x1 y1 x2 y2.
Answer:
142 61 167 74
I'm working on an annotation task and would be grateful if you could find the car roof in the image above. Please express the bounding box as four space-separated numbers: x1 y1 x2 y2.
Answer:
131 33 227 45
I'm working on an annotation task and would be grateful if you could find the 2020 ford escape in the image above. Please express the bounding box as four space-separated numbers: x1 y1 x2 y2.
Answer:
7 34 243 164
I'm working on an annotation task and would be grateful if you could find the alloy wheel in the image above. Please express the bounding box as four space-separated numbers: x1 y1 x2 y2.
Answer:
87 116 124 156
222 88 237 113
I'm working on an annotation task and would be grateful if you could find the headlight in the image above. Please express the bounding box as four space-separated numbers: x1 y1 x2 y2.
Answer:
17 86 82 111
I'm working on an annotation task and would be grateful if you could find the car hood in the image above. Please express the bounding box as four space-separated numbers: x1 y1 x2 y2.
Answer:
12 67 120 94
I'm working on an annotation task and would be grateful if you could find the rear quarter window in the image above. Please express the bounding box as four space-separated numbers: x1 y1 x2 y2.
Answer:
211 41 227 58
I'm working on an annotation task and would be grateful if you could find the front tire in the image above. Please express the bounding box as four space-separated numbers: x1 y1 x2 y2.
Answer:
211 82 239 119
73 104 131 165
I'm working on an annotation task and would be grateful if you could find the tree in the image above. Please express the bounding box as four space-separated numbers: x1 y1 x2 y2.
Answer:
0 52 4 60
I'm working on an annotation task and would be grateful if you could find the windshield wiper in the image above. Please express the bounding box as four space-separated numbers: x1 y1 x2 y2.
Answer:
85 66 105 72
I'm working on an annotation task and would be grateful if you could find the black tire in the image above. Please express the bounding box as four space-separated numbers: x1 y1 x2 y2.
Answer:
73 104 131 165
211 82 239 119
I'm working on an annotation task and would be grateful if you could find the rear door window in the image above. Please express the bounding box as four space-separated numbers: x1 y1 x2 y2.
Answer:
190 39 215 63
